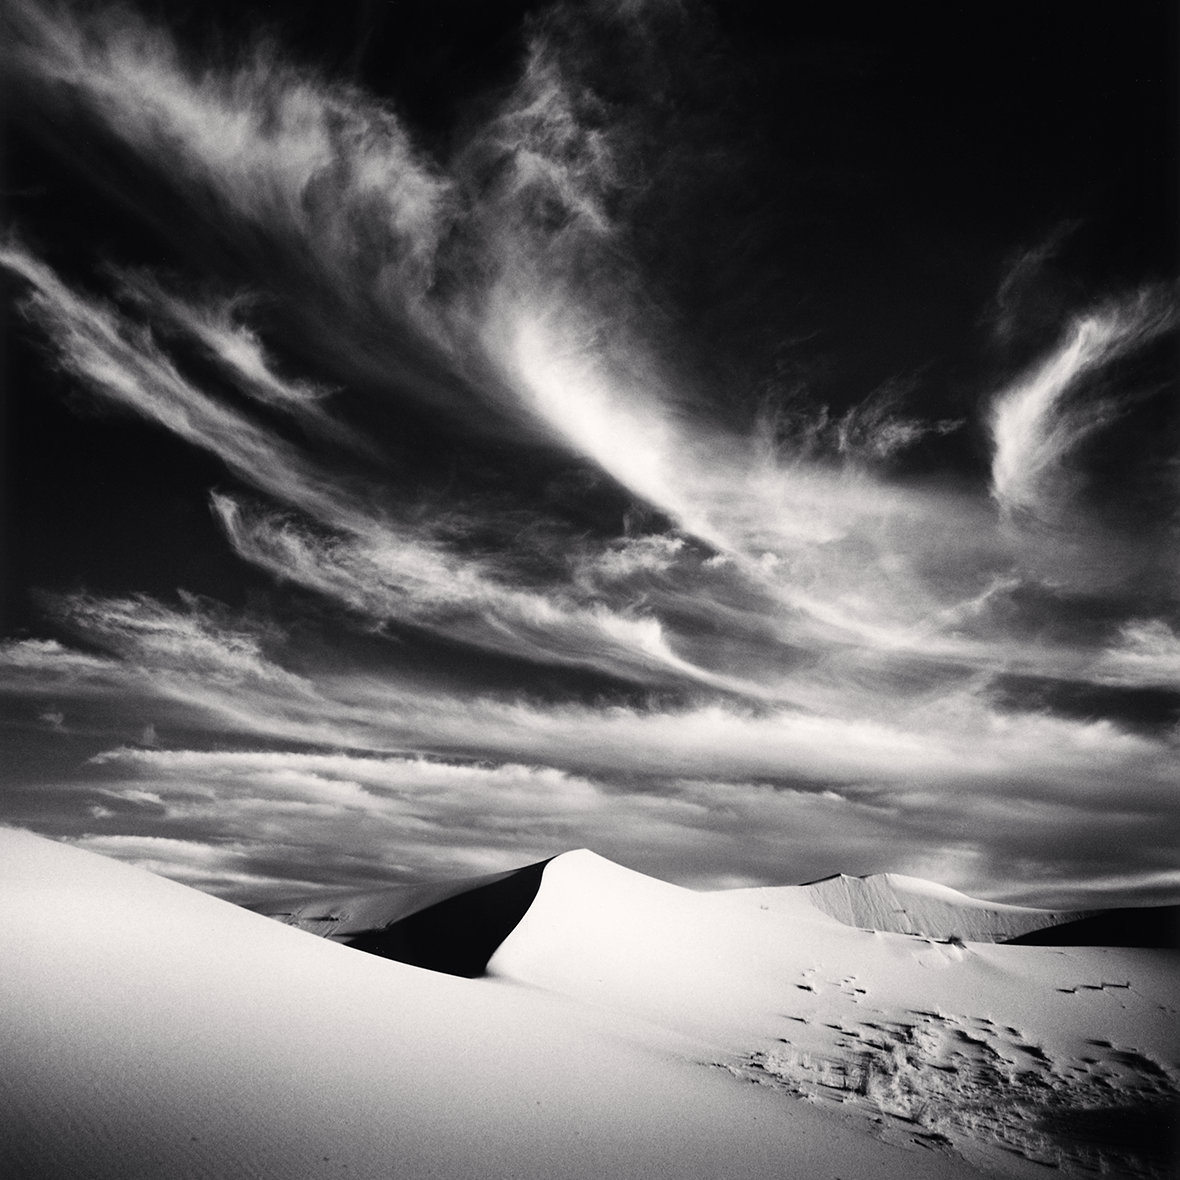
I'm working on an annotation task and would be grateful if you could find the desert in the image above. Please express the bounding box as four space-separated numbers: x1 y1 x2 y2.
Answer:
2 826 1175 1179
2 2 1178 1178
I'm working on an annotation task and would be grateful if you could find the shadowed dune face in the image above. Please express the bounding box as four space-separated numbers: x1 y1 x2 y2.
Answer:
4 830 1178 1180
252 855 1179 984
1 829 1013 1180
253 859 552 977
1003 906 1180 950
343 860 551 976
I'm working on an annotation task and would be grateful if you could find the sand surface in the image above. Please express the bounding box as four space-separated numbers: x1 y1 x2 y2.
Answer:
797 871 1088 941
2 829 1177 1178
493 851 1180 1177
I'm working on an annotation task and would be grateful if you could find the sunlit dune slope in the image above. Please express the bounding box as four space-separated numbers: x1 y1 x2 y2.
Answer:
1 828 999 1180
489 850 1180 1178
794 874 1178 949
797 871 1089 942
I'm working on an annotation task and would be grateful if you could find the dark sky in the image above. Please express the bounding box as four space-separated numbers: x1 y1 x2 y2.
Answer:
1 0 1177 906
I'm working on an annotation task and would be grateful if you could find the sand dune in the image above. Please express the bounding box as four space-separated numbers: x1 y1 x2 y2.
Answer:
491 852 1179 1177
797 872 1179 948
250 859 551 976
797 871 1088 942
1004 905 1180 950
2 829 1177 1179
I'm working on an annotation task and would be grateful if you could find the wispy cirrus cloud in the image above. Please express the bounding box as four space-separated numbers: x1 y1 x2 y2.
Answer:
5 0 1010 675
57 730 1180 906
114 272 350 420
6 0 975 581
0 244 345 518
5 0 452 310
120 273 386 460
210 493 746 692
5 593 1174 794
988 288 1176 529
2 593 1178 905
2 240 1037 705
2 245 747 692
2 0 1178 911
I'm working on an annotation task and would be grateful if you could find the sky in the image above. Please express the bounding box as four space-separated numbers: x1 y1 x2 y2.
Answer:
1 0 1177 907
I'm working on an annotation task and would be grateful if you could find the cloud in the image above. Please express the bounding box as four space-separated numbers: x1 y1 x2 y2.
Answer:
7 231 1093 708
8 0 965 561
1096 620 1180 689
116 273 336 407
6 0 451 318
78 747 909 899
0 637 115 678
5 3 1021 681
117 272 385 457
3 592 1177 906
59 737 1180 907
491 298 1010 681
575 533 687 584
467 38 619 247
82 747 610 892
48 591 306 691
58 831 329 896
4 245 749 692
211 493 748 692
3 1 1178 911
5 244 1018 707
3 0 635 432
7 593 1173 796
990 222 1080 345
0 243 346 519
988 287 1176 528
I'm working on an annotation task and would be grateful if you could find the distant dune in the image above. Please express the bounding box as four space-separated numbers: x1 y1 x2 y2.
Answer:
797 871 1090 942
256 860 1168 981
3 829 1177 1179
795 872 1179 949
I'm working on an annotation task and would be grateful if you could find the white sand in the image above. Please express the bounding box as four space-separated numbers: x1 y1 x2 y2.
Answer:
2 830 1176 1179
797 871 1085 941
493 851 1179 1177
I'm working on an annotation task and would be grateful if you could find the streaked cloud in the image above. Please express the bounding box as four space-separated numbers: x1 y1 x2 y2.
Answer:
988 288 1176 528
5 0 451 317
2 0 1177 911
3 593 1177 904
210 493 748 691
1096 620 1180 688
0 243 345 520
115 273 349 416
2 246 750 692
58 736 1180 906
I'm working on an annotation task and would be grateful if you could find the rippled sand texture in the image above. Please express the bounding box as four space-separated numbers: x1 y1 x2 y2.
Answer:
2 829 1176 1179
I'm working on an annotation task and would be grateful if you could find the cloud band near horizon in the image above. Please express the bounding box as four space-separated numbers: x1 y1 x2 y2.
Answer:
1 0 1177 907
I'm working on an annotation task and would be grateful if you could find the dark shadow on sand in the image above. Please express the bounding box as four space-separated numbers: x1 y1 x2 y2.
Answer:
1002 905 1180 950
1037 1101 1179 1171
343 858 552 977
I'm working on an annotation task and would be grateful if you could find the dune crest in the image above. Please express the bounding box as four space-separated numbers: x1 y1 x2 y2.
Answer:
489 848 1180 1178
250 858 551 976
4 829 990 1180
4 830 1177 1180
796 871 1089 942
